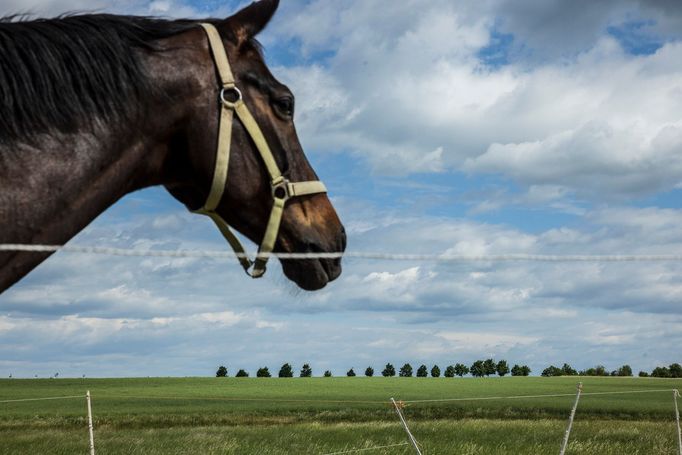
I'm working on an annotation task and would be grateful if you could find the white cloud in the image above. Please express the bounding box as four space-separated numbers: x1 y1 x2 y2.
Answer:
1 0 107 16
273 2 682 199
0 0 238 20
436 331 539 352
148 0 171 14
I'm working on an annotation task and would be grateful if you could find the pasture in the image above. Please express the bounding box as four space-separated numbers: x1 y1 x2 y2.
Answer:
1 376 681 454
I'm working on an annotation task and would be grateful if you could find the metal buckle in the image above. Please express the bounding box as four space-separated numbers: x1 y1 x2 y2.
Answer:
220 86 242 107
272 179 291 202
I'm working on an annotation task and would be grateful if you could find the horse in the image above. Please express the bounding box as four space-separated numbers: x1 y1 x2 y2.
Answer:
0 0 346 294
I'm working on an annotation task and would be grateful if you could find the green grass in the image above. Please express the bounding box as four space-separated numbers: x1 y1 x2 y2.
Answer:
1 376 681 454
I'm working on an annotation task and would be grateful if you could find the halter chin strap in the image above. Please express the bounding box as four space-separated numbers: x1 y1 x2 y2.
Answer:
194 23 327 278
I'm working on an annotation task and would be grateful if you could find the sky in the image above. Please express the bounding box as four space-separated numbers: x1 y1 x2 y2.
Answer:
2 0 682 378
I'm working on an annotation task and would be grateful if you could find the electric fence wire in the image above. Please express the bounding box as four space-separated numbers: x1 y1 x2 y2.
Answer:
5 244 682 263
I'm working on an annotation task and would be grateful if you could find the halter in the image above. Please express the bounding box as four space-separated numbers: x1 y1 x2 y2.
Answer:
194 23 327 278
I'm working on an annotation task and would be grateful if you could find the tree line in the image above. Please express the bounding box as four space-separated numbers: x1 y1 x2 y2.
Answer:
217 360 682 378
540 362 682 378
215 359 532 378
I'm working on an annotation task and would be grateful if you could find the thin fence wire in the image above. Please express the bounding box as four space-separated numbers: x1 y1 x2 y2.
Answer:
400 388 677 404
320 442 409 455
0 395 85 403
8 388 672 407
6 243 682 262
101 395 389 405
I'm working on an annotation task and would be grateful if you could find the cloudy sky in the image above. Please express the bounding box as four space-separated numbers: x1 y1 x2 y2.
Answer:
2 0 682 378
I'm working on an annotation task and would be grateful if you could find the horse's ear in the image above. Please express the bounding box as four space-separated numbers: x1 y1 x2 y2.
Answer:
222 0 279 45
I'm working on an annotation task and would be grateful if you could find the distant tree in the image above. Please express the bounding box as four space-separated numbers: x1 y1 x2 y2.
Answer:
431 365 441 378
580 365 607 376
279 363 294 378
454 363 469 377
652 366 671 378
399 363 413 377
256 367 271 378
470 360 485 378
216 366 228 377
324 370 332 377
416 365 428 377
510 365 531 376
382 363 396 377
444 365 456 378
235 369 249 378
300 364 313 378
638 371 649 377
669 363 682 378
617 365 633 377
541 365 563 377
483 359 496 377
496 360 510 377
561 364 577 376
347 368 356 377
365 367 374 377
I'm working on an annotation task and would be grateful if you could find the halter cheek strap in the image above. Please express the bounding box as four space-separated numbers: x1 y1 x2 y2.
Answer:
194 23 327 278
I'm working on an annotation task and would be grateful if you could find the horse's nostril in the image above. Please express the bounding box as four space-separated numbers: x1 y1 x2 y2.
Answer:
338 226 347 252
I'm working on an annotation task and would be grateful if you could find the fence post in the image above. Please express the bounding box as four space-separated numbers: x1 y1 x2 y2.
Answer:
86 390 95 455
674 389 681 455
391 398 422 455
559 382 583 455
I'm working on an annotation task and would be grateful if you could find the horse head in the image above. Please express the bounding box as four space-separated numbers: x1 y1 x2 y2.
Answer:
163 0 346 290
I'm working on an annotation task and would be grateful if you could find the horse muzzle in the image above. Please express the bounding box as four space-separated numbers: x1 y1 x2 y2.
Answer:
279 225 346 291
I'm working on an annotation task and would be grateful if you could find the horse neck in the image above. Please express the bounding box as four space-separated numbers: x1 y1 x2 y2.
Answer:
0 106 179 292
0 32 208 293
1 125 170 242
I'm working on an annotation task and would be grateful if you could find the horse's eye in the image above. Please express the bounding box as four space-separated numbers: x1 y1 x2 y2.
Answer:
273 96 294 118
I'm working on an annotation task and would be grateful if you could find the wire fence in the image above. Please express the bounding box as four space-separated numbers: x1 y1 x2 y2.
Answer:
0 395 85 403
5 243 682 263
399 388 680 404
2 386 681 454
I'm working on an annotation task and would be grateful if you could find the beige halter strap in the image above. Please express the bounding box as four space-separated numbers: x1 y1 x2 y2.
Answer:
195 23 327 278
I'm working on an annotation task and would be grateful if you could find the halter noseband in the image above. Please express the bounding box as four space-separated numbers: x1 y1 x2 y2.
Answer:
194 23 327 278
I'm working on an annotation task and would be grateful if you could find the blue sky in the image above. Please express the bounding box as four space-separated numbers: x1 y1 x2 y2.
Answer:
2 0 682 378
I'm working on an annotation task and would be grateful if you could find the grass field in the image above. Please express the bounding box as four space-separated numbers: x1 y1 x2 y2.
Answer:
1 376 681 454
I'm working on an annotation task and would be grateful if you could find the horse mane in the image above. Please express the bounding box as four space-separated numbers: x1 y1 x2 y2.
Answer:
0 14 198 146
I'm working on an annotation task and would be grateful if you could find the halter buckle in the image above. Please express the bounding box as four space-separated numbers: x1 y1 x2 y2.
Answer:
272 179 291 202
220 86 243 107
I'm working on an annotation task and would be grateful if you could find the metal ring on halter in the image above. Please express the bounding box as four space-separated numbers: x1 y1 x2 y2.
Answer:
220 86 243 107
272 180 291 202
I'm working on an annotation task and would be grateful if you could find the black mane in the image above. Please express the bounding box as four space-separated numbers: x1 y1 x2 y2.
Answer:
0 14 196 145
